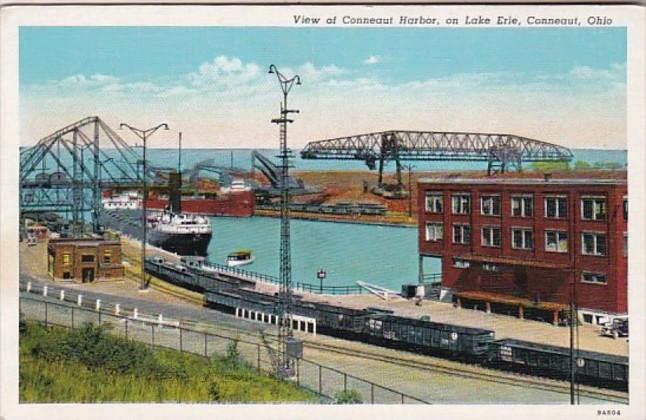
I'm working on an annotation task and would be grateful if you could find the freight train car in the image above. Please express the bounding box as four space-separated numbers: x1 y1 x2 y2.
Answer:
202 287 628 389
204 288 495 359
145 256 244 293
488 339 629 391
366 315 494 358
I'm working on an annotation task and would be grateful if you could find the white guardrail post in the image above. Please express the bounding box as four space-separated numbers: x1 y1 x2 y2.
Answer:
115 304 120 316
59 290 65 301
133 308 138 319
26 281 32 292
42 285 48 297
77 294 83 306
95 299 101 311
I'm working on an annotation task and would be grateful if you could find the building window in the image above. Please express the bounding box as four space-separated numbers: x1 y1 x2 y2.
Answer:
581 232 607 256
425 192 443 213
581 197 607 221
482 263 498 272
452 224 471 244
425 223 443 242
480 195 501 216
581 271 607 285
81 254 95 263
62 253 71 265
545 231 568 253
453 258 470 269
511 195 533 217
544 196 567 218
623 197 628 220
482 226 501 248
451 193 471 215
512 228 534 250
623 233 628 257
103 250 112 264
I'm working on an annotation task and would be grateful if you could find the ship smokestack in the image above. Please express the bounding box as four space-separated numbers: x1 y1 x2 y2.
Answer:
169 171 182 213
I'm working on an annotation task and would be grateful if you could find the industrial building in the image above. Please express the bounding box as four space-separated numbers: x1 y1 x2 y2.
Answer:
417 171 627 325
47 237 125 282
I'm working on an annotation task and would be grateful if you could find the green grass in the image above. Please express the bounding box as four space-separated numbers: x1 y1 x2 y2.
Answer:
20 322 316 403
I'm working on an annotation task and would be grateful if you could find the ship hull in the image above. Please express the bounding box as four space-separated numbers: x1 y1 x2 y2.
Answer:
101 210 212 256
147 191 255 217
148 230 212 256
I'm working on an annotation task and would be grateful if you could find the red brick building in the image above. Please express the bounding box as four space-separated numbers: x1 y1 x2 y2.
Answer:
47 238 124 282
417 172 627 325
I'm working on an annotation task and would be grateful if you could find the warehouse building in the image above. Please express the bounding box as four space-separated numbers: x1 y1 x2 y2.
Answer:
47 237 125 282
417 171 627 325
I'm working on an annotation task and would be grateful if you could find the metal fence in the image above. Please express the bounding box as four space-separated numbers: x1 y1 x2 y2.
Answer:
294 282 364 295
202 260 282 285
202 261 367 296
19 284 429 404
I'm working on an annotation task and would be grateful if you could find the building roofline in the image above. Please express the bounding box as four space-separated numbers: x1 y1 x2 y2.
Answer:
418 177 627 186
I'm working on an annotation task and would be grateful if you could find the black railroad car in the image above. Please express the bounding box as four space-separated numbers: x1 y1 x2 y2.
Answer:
144 257 196 287
205 288 278 318
180 256 251 291
487 338 629 390
204 289 242 315
295 301 371 338
145 257 240 293
364 314 495 358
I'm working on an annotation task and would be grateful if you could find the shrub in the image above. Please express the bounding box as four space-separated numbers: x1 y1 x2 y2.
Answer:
574 160 592 169
334 389 363 404
530 161 570 172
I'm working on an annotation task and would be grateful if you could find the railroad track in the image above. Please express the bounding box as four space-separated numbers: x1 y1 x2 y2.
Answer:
180 319 628 404
302 340 629 405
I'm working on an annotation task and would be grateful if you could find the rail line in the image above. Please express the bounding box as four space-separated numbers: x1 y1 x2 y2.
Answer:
301 340 629 405
20 279 628 405
180 319 628 405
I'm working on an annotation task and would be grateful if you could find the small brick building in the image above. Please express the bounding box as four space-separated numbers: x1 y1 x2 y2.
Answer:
47 238 124 282
417 171 627 325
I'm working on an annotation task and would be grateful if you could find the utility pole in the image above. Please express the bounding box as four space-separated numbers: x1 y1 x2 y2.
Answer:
404 164 416 218
569 273 579 405
120 122 169 290
268 64 301 377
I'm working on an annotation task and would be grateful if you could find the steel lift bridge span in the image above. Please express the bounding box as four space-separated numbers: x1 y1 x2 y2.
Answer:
300 130 574 196
19 116 165 237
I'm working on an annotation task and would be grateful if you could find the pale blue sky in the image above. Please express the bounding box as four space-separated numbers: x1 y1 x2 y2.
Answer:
19 27 627 148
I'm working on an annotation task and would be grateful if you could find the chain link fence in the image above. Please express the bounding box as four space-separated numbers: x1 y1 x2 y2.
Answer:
19 283 430 404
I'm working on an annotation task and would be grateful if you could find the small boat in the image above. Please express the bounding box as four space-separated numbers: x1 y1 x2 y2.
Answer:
226 249 255 267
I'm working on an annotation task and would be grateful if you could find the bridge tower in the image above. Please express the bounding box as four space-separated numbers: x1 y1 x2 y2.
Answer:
20 116 146 237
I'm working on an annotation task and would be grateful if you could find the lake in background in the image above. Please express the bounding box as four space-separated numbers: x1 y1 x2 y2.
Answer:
206 216 428 291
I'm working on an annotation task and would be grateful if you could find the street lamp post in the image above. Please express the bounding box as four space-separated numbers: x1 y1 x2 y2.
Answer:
317 268 327 294
119 122 169 290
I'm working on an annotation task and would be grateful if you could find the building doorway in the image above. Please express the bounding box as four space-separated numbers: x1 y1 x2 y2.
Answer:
82 268 95 283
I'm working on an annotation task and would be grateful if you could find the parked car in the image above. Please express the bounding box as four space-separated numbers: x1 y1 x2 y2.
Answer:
600 318 629 339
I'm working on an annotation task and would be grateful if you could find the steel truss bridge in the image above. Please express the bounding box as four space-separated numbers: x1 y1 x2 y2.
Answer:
19 116 162 236
301 130 574 189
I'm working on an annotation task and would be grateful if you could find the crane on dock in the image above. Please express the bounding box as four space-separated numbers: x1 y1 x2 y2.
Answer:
300 130 574 198
19 116 153 236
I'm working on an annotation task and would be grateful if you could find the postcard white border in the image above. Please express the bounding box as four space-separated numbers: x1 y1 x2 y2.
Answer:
1 4 644 420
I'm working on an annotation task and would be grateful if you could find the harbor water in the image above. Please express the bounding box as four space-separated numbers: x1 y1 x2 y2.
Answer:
206 216 437 291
